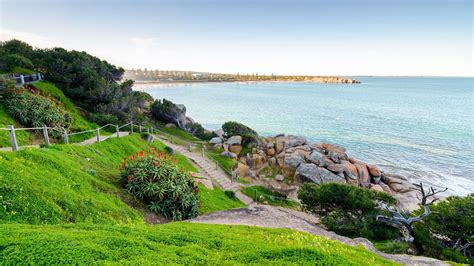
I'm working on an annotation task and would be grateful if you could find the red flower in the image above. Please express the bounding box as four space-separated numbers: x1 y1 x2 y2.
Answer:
127 175 132 182
157 161 161 167
129 155 134 160
139 151 144 159
173 159 177 165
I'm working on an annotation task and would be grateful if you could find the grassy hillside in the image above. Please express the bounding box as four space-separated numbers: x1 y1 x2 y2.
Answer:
0 135 241 224
0 223 396 265
0 81 101 147
0 104 33 147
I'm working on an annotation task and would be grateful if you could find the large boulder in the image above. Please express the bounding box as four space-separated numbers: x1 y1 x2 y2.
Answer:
282 154 305 177
229 145 242 155
237 162 250 177
355 163 369 183
209 137 222 145
250 153 266 169
370 184 385 193
296 163 345 185
367 165 381 177
382 173 412 193
285 135 307 148
340 160 358 179
275 136 286 153
227 135 242 145
306 151 326 167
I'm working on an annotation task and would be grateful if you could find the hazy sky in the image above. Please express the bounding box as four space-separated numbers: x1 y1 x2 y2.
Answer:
1 0 472 76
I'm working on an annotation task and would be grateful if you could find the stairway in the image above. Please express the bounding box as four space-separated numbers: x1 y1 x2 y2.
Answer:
155 136 253 205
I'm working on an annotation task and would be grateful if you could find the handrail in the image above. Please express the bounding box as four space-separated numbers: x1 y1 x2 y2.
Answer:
68 128 97 136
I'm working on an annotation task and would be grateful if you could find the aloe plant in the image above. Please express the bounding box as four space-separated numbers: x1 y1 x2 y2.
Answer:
120 148 199 221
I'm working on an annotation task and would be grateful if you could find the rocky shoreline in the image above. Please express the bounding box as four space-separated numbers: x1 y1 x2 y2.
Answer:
210 134 419 211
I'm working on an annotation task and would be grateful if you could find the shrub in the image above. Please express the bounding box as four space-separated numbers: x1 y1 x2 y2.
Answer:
222 121 258 146
298 183 398 241
413 194 473 263
3 86 72 135
224 190 237 200
120 148 199 221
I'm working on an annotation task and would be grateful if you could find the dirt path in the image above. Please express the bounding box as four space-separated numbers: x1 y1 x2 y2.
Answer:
191 204 447 266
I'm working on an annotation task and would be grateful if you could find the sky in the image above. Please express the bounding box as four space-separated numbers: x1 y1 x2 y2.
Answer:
0 0 472 76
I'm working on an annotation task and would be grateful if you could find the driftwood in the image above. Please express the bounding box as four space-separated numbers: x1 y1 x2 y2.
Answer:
376 182 447 243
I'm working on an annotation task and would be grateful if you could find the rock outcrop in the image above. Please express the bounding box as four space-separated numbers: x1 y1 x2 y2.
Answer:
233 134 416 210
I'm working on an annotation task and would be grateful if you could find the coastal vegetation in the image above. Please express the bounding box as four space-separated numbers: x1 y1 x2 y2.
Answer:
120 148 200 221
298 183 398 240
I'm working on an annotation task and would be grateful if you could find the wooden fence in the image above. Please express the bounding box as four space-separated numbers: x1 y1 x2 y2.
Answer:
0 73 43 87
0 122 156 152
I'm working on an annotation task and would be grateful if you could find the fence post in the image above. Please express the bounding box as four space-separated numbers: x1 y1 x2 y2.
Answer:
150 127 154 134
96 128 100 142
63 129 69 144
131 123 134 134
215 161 218 170
201 148 204 157
116 125 120 138
139 125 143 134
42 126 50 146
8 125 18 152
20 75 25 85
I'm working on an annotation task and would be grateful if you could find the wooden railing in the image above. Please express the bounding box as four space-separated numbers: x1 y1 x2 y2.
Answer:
0 121 155 151
0 73 43 87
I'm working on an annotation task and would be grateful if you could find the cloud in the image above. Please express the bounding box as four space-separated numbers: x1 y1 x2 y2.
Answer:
0 28 62 48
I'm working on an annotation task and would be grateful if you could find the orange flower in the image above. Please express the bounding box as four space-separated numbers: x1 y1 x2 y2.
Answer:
127 175 132 182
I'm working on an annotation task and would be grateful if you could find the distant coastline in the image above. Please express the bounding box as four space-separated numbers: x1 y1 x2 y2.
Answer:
132 77 361 86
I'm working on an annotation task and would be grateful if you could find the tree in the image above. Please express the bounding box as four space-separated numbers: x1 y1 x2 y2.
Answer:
376 182 447 249
298 183 398 240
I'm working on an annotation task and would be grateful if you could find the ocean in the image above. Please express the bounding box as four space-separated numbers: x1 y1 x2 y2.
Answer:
135 77 474 195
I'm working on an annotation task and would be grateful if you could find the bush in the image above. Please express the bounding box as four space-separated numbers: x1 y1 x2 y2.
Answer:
413 194 473 263
151 99 184 125
224 190 237 200
3 86 72 135
88 112 119 126
185 122 217 140
120 148 199 221
222 121 258 146
298 183 398 241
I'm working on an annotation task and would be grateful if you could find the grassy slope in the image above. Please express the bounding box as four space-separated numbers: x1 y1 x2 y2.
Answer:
32 81 101 143
0 104 33 147
0 135 205 224
0 223 396 265
199 185 245 214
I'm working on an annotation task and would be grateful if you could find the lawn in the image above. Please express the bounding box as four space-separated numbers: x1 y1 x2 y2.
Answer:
0 222 397 265
242 185 297 208
198 185 245 214
0 135 198 225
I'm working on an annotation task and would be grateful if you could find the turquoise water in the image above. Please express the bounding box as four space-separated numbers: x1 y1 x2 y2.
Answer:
136 77 474 195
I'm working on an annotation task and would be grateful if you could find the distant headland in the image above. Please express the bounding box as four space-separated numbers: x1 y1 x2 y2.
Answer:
124 69 361 84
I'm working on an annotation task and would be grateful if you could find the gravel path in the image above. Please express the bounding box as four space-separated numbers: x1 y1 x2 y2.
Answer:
192 204 448 266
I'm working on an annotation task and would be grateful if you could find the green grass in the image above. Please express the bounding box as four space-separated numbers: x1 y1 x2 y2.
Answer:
206 147 236 173
155 122 201 143
0 135 197 225
0 103 34 148
374 241 410 254
242 186 297 208
198 185 245 214
0 222 397 265
0 66 36 74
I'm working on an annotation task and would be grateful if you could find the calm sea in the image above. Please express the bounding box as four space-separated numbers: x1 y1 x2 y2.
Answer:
135 77 474 195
